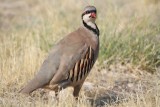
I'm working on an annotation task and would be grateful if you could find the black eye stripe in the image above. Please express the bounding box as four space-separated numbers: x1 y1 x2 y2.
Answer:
85 10 96 14
82 10 96 18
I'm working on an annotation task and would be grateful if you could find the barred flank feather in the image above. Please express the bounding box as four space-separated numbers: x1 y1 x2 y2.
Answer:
68 46 94 82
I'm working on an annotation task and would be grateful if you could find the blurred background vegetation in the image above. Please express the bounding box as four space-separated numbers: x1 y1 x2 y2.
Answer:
0 0 160 73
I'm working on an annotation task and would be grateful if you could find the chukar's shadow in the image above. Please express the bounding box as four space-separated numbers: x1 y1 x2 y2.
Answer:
87 78 139 107
88 91 124 107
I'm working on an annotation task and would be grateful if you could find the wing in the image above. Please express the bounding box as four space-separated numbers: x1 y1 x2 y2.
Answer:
48 42 89 85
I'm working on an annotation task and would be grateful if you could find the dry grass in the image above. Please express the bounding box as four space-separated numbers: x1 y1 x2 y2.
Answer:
0 0 160 107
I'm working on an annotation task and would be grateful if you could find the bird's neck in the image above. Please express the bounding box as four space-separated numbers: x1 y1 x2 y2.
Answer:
82 20 99 36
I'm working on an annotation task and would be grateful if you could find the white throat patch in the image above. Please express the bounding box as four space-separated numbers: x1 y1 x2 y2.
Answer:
82 13 96 29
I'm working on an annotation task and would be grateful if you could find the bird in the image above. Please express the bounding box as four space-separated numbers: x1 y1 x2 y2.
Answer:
20 5 100 99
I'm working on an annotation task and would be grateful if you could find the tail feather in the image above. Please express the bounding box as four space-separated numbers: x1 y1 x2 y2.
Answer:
20 77 49 94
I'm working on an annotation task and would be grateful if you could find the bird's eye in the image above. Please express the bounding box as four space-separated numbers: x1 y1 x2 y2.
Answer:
86 11 90 14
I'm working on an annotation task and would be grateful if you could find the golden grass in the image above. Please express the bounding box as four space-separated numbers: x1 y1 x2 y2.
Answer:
0 0 160 106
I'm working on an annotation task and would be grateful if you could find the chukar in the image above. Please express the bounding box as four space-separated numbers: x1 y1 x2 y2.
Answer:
20 6 100 99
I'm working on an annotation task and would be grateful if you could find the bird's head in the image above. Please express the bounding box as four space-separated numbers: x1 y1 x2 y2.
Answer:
82 6 97 23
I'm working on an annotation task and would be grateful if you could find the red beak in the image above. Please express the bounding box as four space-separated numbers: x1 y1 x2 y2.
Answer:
90 12 96 18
